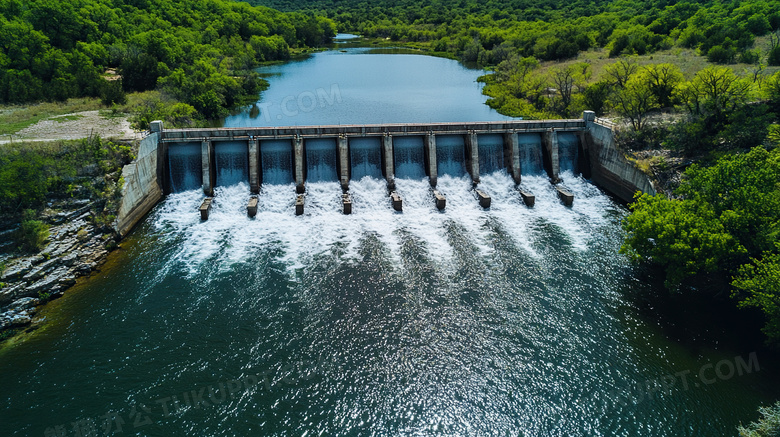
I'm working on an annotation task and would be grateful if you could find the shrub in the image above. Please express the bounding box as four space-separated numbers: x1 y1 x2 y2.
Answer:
15 210 50 253
739 49 761 65
707 45 736 64
768 47 780 67
99 79 127 106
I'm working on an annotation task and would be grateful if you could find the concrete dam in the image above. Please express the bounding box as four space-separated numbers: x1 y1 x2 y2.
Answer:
115 111 656 236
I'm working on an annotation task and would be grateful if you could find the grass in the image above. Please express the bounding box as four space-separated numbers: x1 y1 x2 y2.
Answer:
536 41 780 84
0 98 104 136
51 114 84 123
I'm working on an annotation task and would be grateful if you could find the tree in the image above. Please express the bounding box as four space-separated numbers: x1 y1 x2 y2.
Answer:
549 62 590 116
582 80 611 116
641 63 683 108
766 71 780 114
769 30 780 66
738 401 780 437
679 66 753 121
733 251 780 342
610 75 658 130
677 147 780 256
622 147 780 292
621 193 745 286
707 45 736 64
604 58 638 89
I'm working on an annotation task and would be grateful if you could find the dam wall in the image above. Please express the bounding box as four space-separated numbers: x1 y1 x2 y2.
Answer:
114 115 656 235
114 126 163 237
582 112 657 202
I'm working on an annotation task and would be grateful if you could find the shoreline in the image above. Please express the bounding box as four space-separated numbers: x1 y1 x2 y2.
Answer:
0 198 121 344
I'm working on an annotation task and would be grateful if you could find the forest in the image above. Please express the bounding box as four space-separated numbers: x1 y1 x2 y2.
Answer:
0 0 335 124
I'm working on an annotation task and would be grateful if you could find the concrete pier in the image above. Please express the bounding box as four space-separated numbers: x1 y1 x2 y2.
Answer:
425 133 437 187
338 135 349 191
247 196 258 217
475 189 491 208
465 131 480 184
199 198 213 220
555 186 574 206
504 132 521 184
383 134 395 190
433 190 446 210
342 193 352 214
543 129 560 182
575 131 592 179
390 191 403 211
294 136 305 194
249 139 259 193
517 189 535 207
201 140 214 196
295 194 305 215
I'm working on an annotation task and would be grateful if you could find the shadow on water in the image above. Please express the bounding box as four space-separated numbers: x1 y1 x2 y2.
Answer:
626 266 778 360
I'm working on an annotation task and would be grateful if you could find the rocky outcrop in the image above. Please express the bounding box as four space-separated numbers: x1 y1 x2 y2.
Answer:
0 202 116 337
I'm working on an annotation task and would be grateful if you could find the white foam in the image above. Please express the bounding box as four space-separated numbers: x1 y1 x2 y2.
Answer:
149 172 621 276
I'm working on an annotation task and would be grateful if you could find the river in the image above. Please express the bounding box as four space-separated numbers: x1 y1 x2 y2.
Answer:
0 37 777 436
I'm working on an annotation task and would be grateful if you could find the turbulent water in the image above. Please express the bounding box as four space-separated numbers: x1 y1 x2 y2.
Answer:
1 171 774 436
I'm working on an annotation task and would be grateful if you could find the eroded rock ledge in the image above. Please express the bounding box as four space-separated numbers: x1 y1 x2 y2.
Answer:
0 199 117 338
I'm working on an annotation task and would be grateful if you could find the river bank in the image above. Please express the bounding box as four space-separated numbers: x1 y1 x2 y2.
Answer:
0 136 135 344
0 198 119 341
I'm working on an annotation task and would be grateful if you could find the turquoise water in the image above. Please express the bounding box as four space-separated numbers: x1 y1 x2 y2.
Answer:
222 47 510 127
0 41 778 436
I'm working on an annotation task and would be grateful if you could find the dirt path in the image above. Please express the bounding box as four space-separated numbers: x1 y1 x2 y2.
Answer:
0 111 141 144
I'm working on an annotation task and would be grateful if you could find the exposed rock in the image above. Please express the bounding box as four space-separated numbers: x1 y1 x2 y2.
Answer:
24 266 75 297
0 283 26 306
21 266 45 282
22 257 61 282
9 297 39 311
0 309 35 329
75 262 97 276
7 312 32 327
1 196 122 339
61 252 79 266
1 258 34 281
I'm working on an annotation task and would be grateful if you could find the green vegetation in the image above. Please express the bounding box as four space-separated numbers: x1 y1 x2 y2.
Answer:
0 98 105 135
248 0 780 122
250 0 780 65
15 209 49 252
739 402 780 437
623 147 780 342
0 328 17 343
0 137 133 224
0 0 336 124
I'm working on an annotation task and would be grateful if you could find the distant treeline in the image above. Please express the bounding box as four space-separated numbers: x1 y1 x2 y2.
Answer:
245 0 780 65
0 0 336 120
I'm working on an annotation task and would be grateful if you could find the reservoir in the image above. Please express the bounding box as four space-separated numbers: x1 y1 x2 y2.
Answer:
0 39 777 436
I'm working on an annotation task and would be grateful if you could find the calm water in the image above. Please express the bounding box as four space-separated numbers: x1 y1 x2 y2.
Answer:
0 41 778 436
222 46 511 127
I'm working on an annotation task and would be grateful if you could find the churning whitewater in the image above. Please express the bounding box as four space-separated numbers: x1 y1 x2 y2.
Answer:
152 172 612 276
